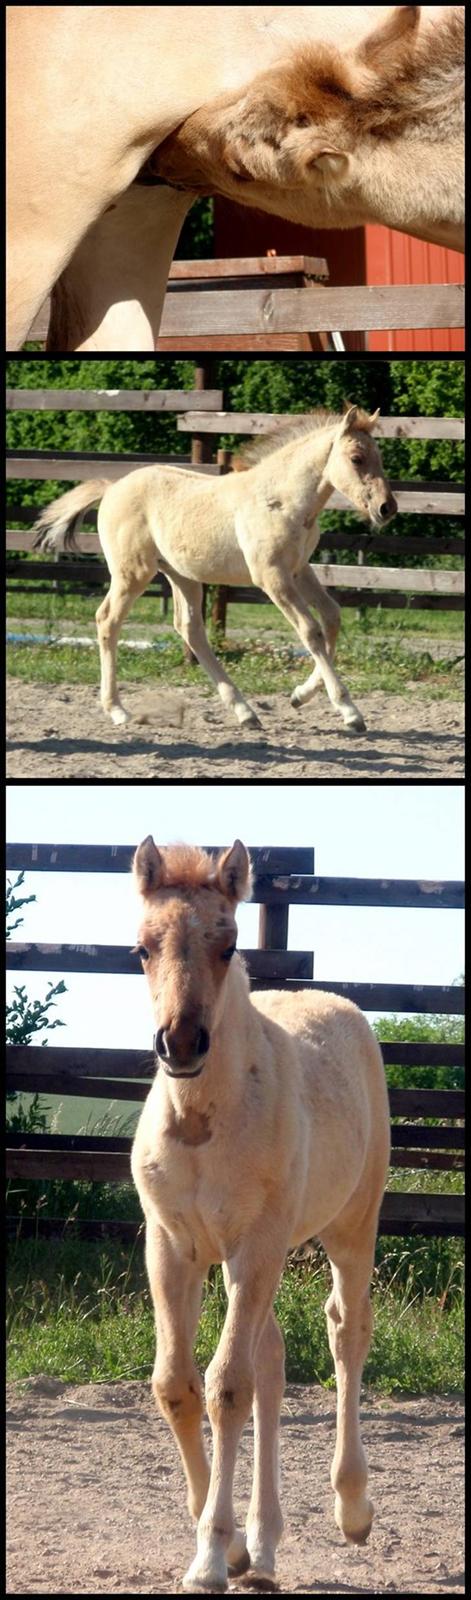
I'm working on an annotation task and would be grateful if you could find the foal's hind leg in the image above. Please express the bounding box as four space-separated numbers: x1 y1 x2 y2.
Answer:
96 569 155 725
169 575 261 729
320 1209 379 1544
290 565 342 709
254 565 365 732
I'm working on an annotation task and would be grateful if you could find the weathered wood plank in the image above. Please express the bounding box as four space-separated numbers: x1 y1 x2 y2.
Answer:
312 566 464 594
378 1192 464 1235
177 413 465 442
7 529 465 561
4 1185 464 1237
6 1117 464 1156
26 281 465 343
6 452 221 481
6 1070 151 1102
6 943 313 980
168 256 330 280
5 954 464 1014
7 573 463 610
5 1040 464 1084
157 284 465 336
5 858 464 908
5 843 314 876
6 389 224 413
388 1089 464 1115
5 869 464 909
253 982 464 1014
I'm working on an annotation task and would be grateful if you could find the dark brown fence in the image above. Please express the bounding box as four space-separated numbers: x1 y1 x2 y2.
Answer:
6 843 464 1239
6 388 464 617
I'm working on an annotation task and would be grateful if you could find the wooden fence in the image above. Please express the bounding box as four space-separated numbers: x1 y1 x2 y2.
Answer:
6 388 465 620
6 843 464 1240
26 256 465 352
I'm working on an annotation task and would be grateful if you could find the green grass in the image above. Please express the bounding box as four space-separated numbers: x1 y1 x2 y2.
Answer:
6 1232 463 1393
6 624 464 703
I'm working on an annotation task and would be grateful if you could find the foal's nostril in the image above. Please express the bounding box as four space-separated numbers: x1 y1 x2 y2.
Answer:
379 501 391 520
196 1026 210 1057
155 1026 168 1059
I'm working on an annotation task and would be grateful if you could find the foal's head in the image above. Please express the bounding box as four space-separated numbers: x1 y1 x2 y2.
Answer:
133 838 252 1077
327 406 397 528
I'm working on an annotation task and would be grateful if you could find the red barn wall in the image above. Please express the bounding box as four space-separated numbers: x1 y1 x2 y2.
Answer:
363 227 465 352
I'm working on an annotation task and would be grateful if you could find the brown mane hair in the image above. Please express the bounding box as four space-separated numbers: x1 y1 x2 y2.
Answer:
148 843 222 892
232 406 373 473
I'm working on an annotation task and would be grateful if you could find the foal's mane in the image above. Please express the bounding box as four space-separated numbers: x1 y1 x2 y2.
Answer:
233 408 371 473
155 843 222 892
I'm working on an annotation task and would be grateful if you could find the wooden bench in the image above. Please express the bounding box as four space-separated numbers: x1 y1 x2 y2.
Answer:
6 843 464 1239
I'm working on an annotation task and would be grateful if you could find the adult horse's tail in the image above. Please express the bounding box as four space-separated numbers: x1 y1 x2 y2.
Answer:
32 480 110 553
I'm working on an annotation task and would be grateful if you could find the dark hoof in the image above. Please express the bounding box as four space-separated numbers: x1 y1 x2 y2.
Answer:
228 1550 251 1577
345 1521 372 1546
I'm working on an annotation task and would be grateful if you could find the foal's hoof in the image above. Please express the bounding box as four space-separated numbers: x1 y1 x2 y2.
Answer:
238 708 262 730
183 1567 227 1594
109 704 129 727
290 688 303 709
343 710 367 734
228 1550 251 1577
335 1493 373 1545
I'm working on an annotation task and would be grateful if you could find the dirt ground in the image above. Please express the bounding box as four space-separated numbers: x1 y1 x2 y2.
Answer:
6 680 464 781
6 1378 464 1595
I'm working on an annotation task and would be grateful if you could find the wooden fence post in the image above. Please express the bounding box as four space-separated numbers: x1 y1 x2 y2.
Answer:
185 361 216 661
258 900 289 953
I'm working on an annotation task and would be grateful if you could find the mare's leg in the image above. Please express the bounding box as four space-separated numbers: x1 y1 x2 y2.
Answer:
253 564 365 733
245 1309 285 1582
96 567 155 725
47 185 192 351
184 1223 288 1592
169 575 261 729
291 565 342 709
319 1209 380 1543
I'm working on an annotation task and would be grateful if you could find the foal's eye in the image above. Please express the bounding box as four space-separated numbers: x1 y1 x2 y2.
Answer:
351 455 363 466
133 944 150 962
221 943 236 963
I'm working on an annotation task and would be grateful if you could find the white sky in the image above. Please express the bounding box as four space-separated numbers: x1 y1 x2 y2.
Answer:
6 784 464 1054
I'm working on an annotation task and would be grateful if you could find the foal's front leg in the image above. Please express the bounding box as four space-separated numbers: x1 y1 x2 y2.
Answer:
184 1231 287 1593
145 1222 210 1521
256 563 366 733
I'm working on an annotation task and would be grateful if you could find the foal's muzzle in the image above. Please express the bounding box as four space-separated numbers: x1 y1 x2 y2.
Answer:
154 1024 210 1078
371 492 397 525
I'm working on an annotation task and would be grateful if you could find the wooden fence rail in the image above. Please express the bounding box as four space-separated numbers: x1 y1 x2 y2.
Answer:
27 265 465 348
6 843 464 1237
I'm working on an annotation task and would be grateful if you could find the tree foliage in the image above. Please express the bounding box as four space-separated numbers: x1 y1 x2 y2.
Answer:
6 874 67 1133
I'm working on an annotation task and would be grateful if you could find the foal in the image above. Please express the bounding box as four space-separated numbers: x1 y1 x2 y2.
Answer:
33 404 396 735
131 837 390 1593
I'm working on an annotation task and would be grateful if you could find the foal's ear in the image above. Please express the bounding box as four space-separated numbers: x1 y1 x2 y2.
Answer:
354 5 420 71
133 836 164 896
338 405 360 435
367 408 381 430
216 841 252 904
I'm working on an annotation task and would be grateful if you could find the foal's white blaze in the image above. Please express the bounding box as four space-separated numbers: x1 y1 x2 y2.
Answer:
130 839 390 1592
32 407 396 740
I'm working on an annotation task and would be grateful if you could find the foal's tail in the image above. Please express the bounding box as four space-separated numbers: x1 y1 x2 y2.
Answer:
32 480 110 553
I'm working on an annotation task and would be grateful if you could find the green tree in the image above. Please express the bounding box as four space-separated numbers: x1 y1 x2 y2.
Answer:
6 873 67 1133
